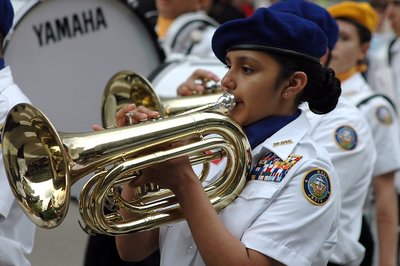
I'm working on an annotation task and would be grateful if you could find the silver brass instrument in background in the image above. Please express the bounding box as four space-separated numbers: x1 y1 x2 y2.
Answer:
101 70 224 128
2 81 251 235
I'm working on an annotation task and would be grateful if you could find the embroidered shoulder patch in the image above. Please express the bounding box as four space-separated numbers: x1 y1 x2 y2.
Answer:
303 168 331 206
376 106 393 125
334 125 357 150
249 152 302 182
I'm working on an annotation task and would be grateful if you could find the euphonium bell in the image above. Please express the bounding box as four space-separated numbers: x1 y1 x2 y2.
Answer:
2 91 251 235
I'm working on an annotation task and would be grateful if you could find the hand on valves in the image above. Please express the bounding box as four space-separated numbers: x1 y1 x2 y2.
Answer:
113 103 198 196
177 69 220 96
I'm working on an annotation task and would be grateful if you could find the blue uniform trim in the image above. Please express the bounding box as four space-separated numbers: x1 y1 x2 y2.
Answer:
243 110 300 149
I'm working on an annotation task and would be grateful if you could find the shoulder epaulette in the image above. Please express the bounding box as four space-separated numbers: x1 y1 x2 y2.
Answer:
356 93 397 114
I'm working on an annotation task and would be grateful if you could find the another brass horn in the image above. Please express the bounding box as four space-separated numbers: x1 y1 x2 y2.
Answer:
2 92 251 235
101 70 224 128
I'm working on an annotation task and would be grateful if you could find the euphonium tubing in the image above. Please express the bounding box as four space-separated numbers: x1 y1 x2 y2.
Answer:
2 94 251 235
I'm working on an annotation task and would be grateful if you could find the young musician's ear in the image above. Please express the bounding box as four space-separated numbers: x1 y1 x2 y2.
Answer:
282 71 307 98
358 42 370 62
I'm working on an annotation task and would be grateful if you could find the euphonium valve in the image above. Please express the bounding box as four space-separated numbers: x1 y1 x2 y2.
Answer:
2 92 251 235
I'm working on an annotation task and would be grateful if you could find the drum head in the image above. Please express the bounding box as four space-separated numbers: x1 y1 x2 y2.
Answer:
5 0 164 132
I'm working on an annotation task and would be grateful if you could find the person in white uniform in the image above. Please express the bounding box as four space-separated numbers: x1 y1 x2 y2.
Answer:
328 2 400 266
367 0 400 111
269 3 377 265
155 0 218 59
114 8 342 266
0 0 36 265
178 2 377 265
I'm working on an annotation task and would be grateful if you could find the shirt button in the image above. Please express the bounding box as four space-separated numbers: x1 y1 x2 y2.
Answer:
188 246 194 253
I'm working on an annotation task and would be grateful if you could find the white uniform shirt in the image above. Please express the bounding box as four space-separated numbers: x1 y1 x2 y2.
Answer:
389 39 400 104
303 97 377 266
367 37 400 192
159 112 341 266
158 11 218 59
0 66 35 266
368 37 400 110
342 73 400 177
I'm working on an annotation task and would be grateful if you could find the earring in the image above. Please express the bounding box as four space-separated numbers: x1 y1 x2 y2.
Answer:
284 93 288 96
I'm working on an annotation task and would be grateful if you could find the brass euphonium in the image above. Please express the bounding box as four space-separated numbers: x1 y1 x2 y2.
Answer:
101 70 229 196
2 80 251 235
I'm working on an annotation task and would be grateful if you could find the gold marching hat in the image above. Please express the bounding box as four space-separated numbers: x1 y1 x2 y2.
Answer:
328 1 379 33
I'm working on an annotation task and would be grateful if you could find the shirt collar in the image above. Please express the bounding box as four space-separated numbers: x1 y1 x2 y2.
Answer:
243 110 300 149
250 111 310 163
341 72 369 97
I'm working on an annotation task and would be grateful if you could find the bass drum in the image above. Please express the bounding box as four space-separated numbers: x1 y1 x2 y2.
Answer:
148 55 227 98
4 0 164 132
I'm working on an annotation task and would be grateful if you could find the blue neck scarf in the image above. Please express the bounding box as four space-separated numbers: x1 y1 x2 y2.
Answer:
243 110 301 149
0 58 5 70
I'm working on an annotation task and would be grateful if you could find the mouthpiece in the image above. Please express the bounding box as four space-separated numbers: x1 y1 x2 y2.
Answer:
216 92 236 111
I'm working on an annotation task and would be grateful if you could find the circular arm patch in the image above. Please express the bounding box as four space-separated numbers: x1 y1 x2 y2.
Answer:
334 125 357 150
303 168 331 206
376 106 393 125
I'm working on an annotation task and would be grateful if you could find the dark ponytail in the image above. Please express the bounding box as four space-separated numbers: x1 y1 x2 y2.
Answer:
304 67 341 114
271 53 341 115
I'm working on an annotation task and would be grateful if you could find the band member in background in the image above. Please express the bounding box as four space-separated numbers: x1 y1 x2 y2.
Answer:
328 2 400 265
127 0 158 28
155 0 218 58
208 0 248 24
115 8 342 265
269 2 377 265
0 0 36 265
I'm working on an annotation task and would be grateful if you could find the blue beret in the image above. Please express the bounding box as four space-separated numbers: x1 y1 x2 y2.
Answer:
0 0 13 38
211 8 328 64
269 0 339 50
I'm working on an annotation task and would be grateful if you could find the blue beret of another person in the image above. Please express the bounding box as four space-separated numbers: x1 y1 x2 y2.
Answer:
212 8 328 64
0 0 13 38
269 0 338 50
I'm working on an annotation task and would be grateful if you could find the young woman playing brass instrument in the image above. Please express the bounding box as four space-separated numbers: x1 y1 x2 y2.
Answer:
115 8 342 266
